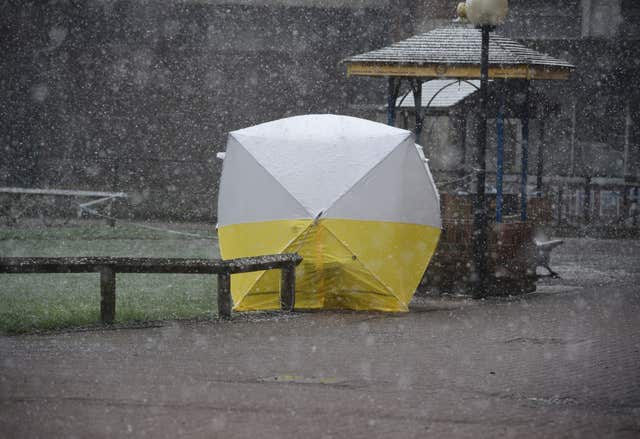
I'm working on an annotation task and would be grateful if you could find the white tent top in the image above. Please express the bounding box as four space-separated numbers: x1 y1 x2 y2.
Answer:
219 114 441 228
232 113 409 141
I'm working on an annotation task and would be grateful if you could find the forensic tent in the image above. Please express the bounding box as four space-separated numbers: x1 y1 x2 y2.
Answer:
217 114 441 312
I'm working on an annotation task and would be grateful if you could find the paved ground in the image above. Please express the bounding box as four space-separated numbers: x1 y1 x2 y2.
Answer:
1 238 639 438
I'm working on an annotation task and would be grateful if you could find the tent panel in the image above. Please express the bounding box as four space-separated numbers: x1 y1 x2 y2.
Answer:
218 219 312 305
326 139 441 228
292 223 399 310
323 218 440 307
217 136 311 227
233 269 282 311
232 132 410 216
231 220 402 311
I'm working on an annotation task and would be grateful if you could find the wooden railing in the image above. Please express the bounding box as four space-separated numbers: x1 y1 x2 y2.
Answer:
0 254 302 323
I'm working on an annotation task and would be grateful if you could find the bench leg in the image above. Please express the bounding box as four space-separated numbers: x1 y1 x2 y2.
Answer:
100 266 116 324
217 273 232 320
280 263 296 312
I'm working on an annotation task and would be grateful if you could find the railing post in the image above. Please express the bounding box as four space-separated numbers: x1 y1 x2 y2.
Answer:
99 266 116 324
280 263 296 312
106 198 116 227
217 272 232 319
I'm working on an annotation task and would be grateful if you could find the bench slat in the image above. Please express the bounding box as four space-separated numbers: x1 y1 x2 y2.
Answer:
0 254 302 274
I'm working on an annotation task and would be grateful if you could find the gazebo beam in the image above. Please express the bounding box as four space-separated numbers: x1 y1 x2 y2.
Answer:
347 63 571 81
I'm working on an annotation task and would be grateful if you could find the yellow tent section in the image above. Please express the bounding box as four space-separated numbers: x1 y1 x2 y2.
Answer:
217 115 441 312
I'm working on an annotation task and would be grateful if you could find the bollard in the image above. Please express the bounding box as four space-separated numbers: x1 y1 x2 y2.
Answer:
280 262 296 312
217 272 232 319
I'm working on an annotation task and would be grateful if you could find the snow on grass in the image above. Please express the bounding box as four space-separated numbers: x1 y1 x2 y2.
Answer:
0 223 220 333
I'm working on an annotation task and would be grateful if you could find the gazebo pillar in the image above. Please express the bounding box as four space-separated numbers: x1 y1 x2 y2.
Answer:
536 118 545 196
520 81 531 221
410 79 424 140
387 77 400 126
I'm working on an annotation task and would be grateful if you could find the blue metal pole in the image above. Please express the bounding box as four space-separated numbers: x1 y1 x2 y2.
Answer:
520 82 530 222
496 90 505 223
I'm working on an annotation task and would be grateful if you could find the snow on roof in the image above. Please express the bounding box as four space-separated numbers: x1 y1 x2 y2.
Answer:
346 25 574 70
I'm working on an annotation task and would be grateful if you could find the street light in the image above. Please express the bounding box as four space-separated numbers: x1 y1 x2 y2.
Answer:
458 0 508 298
464 0 508 27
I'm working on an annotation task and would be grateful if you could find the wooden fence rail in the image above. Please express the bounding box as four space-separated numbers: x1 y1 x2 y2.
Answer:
0 254 302 323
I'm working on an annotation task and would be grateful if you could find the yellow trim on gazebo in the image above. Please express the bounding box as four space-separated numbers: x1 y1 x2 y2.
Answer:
346 63 571 80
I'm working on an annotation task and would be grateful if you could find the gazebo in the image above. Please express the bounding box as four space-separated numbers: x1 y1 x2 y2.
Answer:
345 24 574 221
344 24 575 295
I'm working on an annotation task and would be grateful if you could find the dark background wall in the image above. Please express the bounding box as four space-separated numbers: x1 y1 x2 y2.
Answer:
2 0 639 221
1 0 396 220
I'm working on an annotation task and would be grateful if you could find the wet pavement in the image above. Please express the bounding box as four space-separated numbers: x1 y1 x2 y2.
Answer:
1 238 639 438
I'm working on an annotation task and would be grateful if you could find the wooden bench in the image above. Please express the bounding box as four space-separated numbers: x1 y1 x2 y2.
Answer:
0 254 302 323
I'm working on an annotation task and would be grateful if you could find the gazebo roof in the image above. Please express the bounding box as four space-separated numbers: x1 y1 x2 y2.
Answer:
345 25 574 80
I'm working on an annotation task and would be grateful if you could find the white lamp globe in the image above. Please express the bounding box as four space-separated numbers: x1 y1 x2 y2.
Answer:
466 0 508 26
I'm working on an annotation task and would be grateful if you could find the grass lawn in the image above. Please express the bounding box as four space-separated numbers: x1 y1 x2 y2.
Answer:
0 223 220 334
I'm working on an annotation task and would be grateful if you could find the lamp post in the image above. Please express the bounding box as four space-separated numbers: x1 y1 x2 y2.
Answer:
458 0 508 298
